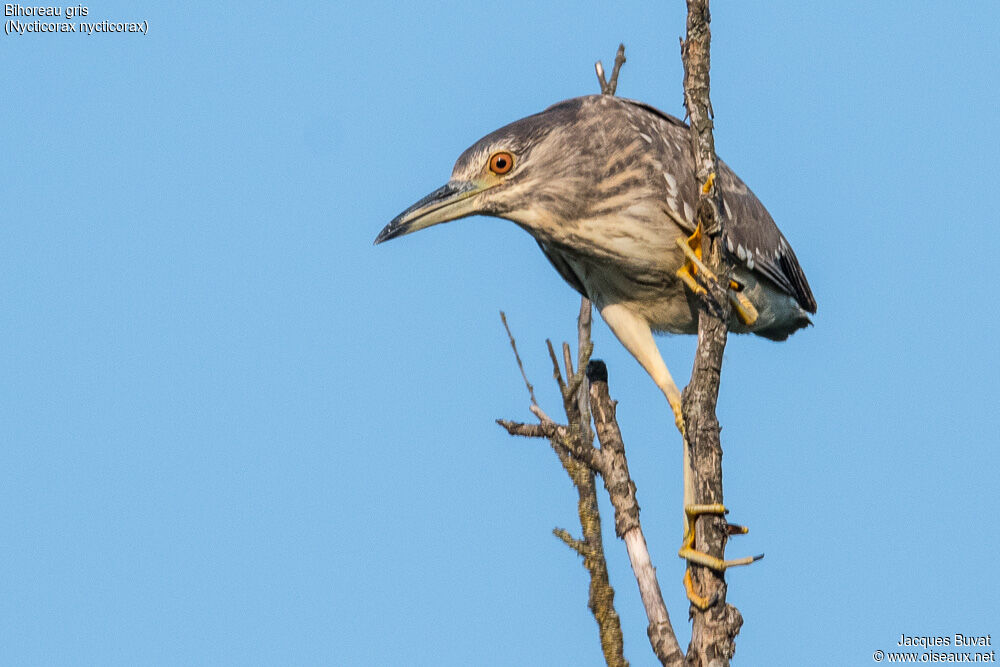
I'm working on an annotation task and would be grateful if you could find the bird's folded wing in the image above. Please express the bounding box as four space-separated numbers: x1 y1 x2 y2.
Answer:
716 165 817 314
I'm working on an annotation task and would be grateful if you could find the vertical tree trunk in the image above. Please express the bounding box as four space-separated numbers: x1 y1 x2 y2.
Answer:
681 1 747 664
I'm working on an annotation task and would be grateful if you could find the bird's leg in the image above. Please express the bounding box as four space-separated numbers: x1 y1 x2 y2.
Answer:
726 279 759 327
675 224 759 326
598 304 686 435
597 305 762 609
596 306 701 593
678 504 763 609
672 225 763 607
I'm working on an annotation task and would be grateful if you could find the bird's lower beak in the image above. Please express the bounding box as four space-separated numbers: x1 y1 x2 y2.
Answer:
374 179 489 245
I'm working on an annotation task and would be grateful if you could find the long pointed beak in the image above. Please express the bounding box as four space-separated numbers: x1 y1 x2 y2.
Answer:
374 179 491 245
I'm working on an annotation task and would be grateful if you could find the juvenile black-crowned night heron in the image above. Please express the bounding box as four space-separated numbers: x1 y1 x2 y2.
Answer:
376 94 816 606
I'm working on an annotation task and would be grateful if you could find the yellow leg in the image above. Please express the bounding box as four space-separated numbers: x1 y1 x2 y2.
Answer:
596 302 761 610
599 303 686 436
678 504 763 609
728 286 759 327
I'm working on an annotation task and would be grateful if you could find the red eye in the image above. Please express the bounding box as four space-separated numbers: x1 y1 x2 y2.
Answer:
489 151 514 175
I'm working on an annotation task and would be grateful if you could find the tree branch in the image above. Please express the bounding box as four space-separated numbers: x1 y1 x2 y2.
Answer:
498 307 690 665
595 44 627 96
496 315 627 667
587 362 685 666
681 1 746 664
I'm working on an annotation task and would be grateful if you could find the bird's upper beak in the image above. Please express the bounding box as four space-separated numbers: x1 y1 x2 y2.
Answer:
374 179 491 245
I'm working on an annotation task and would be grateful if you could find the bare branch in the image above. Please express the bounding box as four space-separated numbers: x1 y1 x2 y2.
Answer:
500 310 554 423
562 342 574 388
496 419 560 439
554 527 587 557
496 314 625 665
595 44 628 96
546 339 567 394
529 404 551 423
563 460 628 667
607 44 627 96
681 1 747 663
500 328 685 664
594 60 607 94
588 362 685 666
575 299 595 447
576 298 593 369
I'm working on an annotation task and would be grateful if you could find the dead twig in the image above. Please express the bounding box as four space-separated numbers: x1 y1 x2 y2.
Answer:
587 362 684 666
497 314 626 666
500 311 553 423
595 43 627 96
499 346 686 666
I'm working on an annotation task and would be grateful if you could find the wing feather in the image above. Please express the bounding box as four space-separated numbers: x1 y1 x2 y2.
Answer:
717 163 817 313
620 98 816 314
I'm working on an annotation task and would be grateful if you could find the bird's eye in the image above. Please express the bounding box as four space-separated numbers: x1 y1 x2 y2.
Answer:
489 151 514 175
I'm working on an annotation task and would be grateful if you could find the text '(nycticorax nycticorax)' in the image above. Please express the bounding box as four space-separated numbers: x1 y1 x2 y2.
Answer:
375 94 816 606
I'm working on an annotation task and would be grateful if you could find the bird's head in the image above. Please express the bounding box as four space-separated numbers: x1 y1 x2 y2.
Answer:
374 98 597 245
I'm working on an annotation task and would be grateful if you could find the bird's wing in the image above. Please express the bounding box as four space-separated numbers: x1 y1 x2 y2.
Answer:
535 240 588 298
716 165 817 314
619 98 817 314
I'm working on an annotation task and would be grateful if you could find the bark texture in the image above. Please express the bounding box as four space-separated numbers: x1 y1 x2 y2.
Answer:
499 356 686 666
588 363 684 667
681 1 746 665
499 308 628 667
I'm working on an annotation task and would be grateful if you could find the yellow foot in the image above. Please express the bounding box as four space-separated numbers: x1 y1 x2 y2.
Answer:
675 222 710 296
726 280 759 327
701 172 716 194
675 225 759 326
683 568 715 610
667 394 686 438
678 504 763 610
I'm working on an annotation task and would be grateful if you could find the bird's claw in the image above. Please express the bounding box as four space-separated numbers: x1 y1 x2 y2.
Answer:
701 172 716 194
666 395 686 438
679 503 762 610
675 225 759 326
675 223 710 295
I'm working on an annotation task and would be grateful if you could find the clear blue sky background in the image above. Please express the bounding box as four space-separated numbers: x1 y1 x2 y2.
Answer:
3 2 998 665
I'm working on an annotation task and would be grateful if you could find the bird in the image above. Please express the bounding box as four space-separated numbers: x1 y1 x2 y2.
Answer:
375 94 816 607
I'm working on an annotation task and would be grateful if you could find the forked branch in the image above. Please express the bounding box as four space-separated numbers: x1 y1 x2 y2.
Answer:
498 310 627 667
498 316 684 666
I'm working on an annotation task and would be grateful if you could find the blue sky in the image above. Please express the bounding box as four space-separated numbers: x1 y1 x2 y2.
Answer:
3 1 998 665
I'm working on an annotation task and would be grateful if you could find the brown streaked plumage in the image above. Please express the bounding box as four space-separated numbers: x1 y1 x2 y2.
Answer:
376 95 815 343
376 94 815 605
